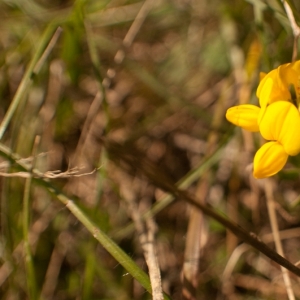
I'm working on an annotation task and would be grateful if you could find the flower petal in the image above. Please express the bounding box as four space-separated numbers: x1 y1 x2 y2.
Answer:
226 104 260 132
257 77 274 108
281 60 300 99
257 67 291 106
253 142 288 178
259 101 300 155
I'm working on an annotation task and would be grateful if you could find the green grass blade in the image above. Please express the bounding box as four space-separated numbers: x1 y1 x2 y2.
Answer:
0 142 171 300
0 24 60 140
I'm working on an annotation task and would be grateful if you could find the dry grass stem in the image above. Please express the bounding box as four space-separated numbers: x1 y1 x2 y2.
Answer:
264 179 296 300
0 1 299 298
182 79 228 299
121 178 163 300
281 0 300 61
41 232 71 299
0 167 98 178
233 274 300 297
33 27 63 75
104 0 156 88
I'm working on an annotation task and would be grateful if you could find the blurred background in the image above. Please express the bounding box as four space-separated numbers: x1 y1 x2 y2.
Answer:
0 0 300 299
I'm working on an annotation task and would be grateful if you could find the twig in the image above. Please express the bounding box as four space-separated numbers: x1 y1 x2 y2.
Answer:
104 140 300 278
145 217 163 300
33 27 63 75
104 0 155 87
75 0 155 166
264 180 295 300
281 0 300 61
123 186 163 300
121 175 163 299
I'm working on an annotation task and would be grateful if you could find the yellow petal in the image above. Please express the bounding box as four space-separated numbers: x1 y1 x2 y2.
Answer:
290 60 300 72
280 60 300 98
257 76 274 108
226 105 260 132
256 74 273 107
253 142 288 178
259 101 300 155
257 68 291 105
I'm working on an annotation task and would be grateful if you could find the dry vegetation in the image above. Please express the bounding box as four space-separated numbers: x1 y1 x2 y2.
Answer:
0 0 300 299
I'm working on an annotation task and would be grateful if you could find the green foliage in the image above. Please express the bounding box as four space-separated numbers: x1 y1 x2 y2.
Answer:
0 0 299 299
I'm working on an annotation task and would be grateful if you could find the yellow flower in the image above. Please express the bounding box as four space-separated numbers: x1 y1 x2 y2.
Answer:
226 61 300 178
257 60 300 108
226 101 300 178
253 101 300 178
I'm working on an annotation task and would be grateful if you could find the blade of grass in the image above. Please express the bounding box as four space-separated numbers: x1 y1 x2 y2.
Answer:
0 25 62 140
22 137 40 300
0 142 171 300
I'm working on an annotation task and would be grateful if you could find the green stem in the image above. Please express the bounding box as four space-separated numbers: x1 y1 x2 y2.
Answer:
84 21 111 133
105 139 300 278
23 137 40 299
0 143 171 300
0 24 60 140
113 144 222 240
23 175 37 300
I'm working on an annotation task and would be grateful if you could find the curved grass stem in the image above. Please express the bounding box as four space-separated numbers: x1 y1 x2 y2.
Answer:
0 142 171 300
